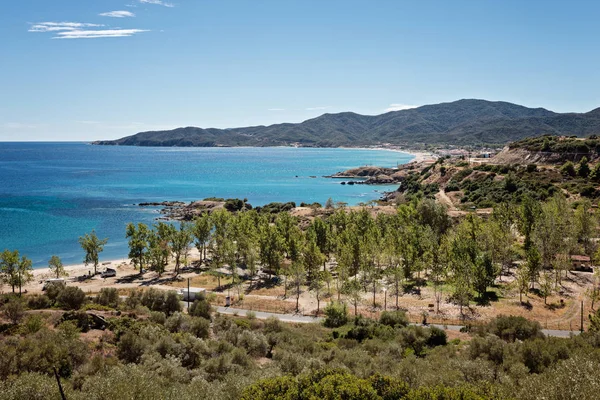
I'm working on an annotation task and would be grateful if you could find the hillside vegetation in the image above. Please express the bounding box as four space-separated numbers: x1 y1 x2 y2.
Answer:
93 99 600 148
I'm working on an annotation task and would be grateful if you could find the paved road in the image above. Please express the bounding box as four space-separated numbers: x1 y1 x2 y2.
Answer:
212 306 581 338
215 307 323 324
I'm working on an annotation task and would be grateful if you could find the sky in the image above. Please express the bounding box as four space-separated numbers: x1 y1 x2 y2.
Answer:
2 0 600 141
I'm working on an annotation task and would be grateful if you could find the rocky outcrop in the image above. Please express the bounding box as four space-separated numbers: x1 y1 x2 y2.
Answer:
330 165 410 185
330 166 397 178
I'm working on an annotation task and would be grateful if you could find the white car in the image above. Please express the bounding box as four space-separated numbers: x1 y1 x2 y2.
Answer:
101 268 117 278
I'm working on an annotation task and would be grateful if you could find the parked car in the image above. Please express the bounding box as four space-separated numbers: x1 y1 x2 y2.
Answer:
101 268 117 278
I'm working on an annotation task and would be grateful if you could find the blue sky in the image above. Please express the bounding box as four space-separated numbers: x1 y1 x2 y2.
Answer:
2 0 600 141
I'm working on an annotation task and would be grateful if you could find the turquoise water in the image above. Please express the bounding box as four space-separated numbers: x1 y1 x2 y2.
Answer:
0 143 412 267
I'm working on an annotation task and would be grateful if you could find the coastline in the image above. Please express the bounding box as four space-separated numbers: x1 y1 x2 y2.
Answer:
338 146 435 164
32 257 131 279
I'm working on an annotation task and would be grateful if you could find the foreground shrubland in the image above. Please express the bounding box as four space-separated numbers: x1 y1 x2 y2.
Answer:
2 289 600 399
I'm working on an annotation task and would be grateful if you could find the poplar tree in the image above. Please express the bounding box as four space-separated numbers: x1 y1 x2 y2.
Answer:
48 255 68 279
79 230 108 275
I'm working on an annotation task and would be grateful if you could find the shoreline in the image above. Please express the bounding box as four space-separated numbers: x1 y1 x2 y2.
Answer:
32 257 131 278
337 146 435 164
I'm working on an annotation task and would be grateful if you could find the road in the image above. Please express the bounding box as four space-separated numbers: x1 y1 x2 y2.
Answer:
212 306 580 338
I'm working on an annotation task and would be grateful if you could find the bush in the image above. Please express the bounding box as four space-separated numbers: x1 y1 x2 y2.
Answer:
3 298 25 324
324 302 348 328
189 298 212 320
57 286 86 310
45 282 66 303
21 314 44 334
263 316 284 333
190 317 210 339
149 311 166 325
427 326 448 347
238 330 268 357
117 332 146 364
379 310 409 328
164 312 191 333
164 291 182 316
27 294 51 310
96 288 120 308
482 315 544 342
140 288 166 312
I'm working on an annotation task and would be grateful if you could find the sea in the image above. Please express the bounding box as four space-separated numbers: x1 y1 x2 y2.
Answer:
0 142 413 267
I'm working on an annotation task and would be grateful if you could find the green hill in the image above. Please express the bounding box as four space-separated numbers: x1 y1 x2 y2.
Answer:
93 99 600 147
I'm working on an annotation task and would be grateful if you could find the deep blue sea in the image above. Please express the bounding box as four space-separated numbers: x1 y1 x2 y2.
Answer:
0 142 412 267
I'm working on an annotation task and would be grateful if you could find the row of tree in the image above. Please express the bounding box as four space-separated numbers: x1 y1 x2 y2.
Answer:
121 193 598 315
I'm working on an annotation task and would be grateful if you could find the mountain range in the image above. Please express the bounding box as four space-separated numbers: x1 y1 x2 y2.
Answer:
93 99 600 148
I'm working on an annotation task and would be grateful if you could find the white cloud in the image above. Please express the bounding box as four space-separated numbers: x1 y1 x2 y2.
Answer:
99 11 136 18
306 106 331 111
55 29 149 39
384 103 418 112
29 22 103 33
268 108 285 111
30 22 148 39
140 0 175 7
75 121 101 125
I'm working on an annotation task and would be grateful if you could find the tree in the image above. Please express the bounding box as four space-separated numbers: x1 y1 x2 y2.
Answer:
472 253 496 300
578 156 591 177
192 214 212 263
259 223 283 278
0 249 20 293
170 222 193 276
79 230 108 275
310 271 326 315
539 271 554 304
147 223 173 276
561 161 576 177
325 197 334 209
514 263 530 304
48 255 67 279
16 255 33 296
342 279 362 316
526 246 542 290
303 232 325 283
575 200 597 260
308 217 331 270
289 260 306 313
126 223 150 273
518 195 540 251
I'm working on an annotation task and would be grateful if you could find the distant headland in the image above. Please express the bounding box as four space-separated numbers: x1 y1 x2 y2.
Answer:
92 99 600 148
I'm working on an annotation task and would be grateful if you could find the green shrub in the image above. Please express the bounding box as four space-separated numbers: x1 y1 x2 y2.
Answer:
3 298 25 325
164 312 190 333
189 297 212 320
96 288 120 308
190 317 210 339
379 310 409 328
164 291 182 316
57 286 86 310
149 311 166 325
20 314 44 334
324 302 348 328
481 315 544 342
117 332 146 364
27 294 51 310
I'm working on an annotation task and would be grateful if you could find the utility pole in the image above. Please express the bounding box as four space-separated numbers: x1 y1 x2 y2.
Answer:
187 278 190 312
53 367 67 400
581 300 584 333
